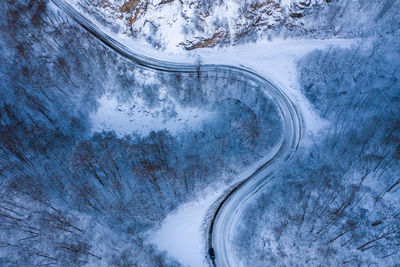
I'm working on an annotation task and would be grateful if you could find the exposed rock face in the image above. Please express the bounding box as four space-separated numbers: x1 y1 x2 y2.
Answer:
120 0 141 13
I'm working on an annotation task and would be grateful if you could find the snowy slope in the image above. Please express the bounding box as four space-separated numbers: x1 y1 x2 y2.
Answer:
67 0 330 51
67 0 399 52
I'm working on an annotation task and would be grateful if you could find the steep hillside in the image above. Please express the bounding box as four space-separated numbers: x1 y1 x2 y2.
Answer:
69 0 399 51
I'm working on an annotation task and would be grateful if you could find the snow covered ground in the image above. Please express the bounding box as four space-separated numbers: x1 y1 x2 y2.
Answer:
90 94 215 137
148 187 218 267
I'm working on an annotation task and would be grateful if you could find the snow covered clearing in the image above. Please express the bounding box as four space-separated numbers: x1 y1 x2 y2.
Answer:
148 187 218 267
90 94 214 137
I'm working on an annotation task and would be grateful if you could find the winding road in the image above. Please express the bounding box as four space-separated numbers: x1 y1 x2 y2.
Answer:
51 1 302 265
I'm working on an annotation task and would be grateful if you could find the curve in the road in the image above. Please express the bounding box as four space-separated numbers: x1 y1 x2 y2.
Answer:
51 1 302 266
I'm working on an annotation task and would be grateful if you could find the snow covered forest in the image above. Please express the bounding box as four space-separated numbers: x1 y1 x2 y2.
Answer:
0 0 281 265
1 0 399 266
235 23 400 267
